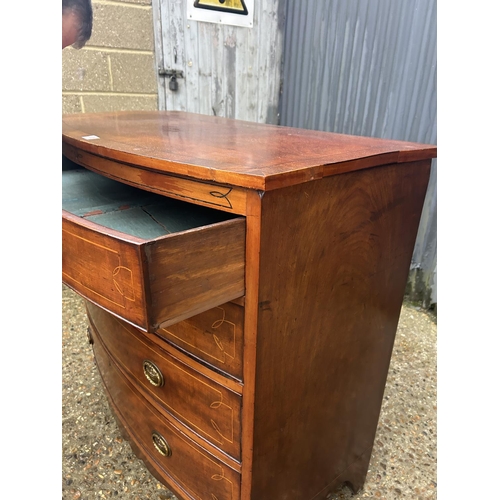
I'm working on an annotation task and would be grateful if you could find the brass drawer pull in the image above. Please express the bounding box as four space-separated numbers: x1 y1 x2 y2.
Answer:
152 431 172 457
143 359 164 387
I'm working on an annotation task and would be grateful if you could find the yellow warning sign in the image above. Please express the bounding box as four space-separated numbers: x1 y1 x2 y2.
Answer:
188 0 254 27
194 0 248 16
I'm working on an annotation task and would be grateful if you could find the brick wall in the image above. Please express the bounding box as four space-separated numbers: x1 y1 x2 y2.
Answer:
62 0 158 114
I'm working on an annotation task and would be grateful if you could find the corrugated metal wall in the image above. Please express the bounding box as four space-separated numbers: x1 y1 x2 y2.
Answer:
279 0 437 307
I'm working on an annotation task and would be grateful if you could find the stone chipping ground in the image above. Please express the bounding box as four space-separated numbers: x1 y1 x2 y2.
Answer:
62 285 437 500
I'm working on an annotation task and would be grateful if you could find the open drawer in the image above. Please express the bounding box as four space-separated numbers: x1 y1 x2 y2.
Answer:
62 166 246 331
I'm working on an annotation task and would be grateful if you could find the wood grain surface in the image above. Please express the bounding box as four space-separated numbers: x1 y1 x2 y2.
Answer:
157 300 245 380
62 111 436 190
92 327 242 500
62 209 246 332
247 160 431 498
87 301 242 460
62 110 437 500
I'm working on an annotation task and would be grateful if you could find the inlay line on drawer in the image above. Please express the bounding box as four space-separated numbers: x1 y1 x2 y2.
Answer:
86 302 242 460
63 143 249 215
86 301 243 394
157 301 244 381
93 329 242 499
62 168 246 331
146 330 244 394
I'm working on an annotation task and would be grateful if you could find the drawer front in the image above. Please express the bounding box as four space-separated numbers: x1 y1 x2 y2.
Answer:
87 302 242 460
93 331 241 500
62 212 245 333
157 302 244 380
62 215 148 328
62 168 245 332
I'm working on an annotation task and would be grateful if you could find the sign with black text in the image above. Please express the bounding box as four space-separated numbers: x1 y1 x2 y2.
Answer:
187 0 254 28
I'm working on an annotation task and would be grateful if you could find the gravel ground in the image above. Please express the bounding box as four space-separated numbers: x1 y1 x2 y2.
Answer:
62 285 437 500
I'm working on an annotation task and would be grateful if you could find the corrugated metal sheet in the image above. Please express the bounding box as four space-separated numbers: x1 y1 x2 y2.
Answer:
280 0 437 307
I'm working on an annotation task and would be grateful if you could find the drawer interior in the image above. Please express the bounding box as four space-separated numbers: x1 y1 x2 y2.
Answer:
62 165 238 240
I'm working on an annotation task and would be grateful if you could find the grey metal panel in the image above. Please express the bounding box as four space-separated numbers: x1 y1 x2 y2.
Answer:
153 0 286 123
280 0 437 307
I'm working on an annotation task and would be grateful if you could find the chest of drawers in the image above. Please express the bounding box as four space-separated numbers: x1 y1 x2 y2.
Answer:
62 110 436 500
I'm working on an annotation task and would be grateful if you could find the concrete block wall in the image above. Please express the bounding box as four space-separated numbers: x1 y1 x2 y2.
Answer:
62 0 158 114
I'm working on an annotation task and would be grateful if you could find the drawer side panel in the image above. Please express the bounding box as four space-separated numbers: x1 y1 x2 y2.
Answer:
146 218 246 329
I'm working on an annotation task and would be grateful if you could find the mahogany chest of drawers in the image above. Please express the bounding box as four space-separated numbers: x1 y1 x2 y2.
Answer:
62 111 436 500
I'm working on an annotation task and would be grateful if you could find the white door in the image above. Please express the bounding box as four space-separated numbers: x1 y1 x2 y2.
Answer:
152 0 284 123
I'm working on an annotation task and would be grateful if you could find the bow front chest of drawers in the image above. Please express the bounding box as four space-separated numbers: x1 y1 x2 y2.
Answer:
62 111 436 500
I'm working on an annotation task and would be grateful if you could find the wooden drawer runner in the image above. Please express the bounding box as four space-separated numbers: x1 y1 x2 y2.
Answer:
62 168 245 331
157 301 244 380
87 301 242 460
93 329 241 500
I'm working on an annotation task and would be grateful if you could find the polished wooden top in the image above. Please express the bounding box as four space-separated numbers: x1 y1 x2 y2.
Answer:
62 111 437 191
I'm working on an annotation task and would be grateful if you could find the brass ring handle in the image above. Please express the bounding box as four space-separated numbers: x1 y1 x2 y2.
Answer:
143 360 164 387
152 431 172 457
